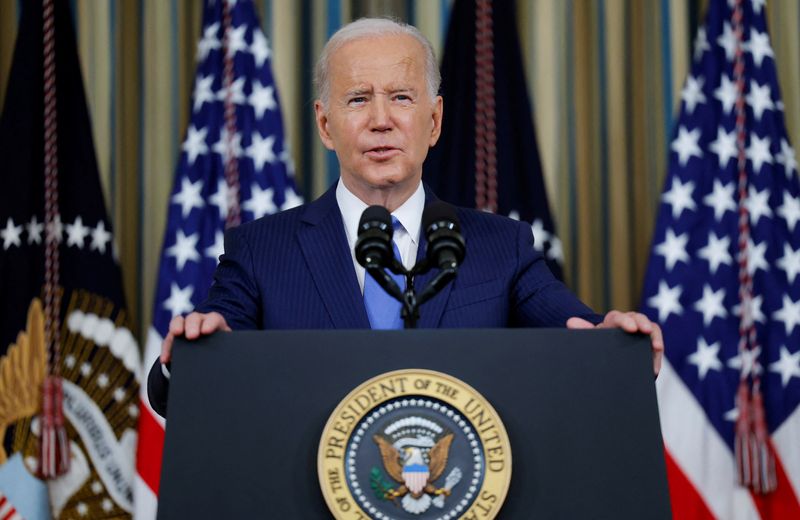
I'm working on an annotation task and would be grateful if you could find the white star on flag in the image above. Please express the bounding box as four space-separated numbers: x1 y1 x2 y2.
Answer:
26 215 43 245
775 138 798 179
224 24 248 57
662 178 697 219
249 81 277 119
776 244 800 283
216 76 246 105
714 74 737 114
212 128 243 158
209 178 230 218
745 28 774 67
182 126 209 165
647 280 683 322
205 230 224 263
681 75 707 113
693 27 710 60
655 228 690 271
746 238 769 276
716 22 737 62
727 346 763 377
547 236 564 262
693 285 728 326
245 132 277 171
772 295 800 335
530 219 549 251
243 184 276 219
697 231 732 274
281 187 304 211
172 177 205 218
197 23 220 61
746 133 772 172
46 214 63 244
708 126 737 169
745 185 772 225
733 293 766 328
193 75 216 112
745 80 774 121
777 190 800 232
163 282 194 318
166 229 201 270
90 221 112 253
250 28 271 67
1 217 22 249
65 216 90 248
671 126 703 166
688 337 723 380
768 346 800 388
702 179 736 221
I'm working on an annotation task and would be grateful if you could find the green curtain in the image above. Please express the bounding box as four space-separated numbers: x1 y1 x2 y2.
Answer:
1 0 799 341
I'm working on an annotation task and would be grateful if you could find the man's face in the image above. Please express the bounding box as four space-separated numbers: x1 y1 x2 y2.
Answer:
314 34 443 203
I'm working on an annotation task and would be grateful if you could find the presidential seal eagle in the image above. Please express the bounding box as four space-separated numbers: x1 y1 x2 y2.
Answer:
373 431 454 508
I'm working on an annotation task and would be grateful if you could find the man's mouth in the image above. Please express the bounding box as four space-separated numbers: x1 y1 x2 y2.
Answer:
364 147 401 159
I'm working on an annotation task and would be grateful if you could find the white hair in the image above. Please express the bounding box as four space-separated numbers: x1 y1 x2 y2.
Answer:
314 17 441 108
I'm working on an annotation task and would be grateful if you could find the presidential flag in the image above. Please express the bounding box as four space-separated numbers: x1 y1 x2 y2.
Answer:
0 0 140 518
133 0 301 517
423 0 563 279
641 0 800 517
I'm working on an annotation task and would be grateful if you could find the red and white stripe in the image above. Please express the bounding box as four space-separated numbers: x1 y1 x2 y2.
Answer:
133 328 167 519
657 359 800 519
0 493 23 520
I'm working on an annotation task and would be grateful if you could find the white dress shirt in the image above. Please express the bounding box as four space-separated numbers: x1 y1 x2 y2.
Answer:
336 179 425 294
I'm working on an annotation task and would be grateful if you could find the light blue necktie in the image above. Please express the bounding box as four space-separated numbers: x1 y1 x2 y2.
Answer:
363 218 406 329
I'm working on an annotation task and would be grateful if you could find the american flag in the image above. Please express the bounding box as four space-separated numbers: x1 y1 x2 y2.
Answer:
133 0 300 517
641 0 800 517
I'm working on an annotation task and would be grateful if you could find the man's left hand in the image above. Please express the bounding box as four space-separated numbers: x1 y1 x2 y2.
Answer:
566 311 664 377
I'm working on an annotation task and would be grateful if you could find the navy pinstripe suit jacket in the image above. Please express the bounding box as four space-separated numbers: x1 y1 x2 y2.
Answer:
148 184 601 415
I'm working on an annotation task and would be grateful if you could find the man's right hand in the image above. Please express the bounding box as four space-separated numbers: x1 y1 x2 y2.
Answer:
160 311 231 364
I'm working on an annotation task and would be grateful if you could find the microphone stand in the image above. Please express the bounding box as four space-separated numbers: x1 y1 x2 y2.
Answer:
365 258 458 329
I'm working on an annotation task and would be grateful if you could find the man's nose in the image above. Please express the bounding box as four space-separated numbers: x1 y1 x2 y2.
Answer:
369 96 392 132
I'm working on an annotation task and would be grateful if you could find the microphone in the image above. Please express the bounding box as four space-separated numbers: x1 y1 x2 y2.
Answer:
355 205 405 304
355 205 394 270
422 202 465 271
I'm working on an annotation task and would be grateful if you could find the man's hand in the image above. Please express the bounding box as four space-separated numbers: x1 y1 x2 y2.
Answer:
567 310 664 377
160 312 231 364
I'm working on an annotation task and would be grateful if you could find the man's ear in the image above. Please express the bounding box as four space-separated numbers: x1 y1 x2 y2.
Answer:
314 100 336 150
429 95 443 147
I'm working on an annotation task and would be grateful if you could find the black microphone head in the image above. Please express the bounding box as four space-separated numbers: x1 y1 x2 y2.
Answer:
355 205 394 268
423 202 465 269
422 201 460 234
358 205 393 234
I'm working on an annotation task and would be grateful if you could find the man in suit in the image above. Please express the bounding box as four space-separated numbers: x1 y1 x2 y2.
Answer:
149 18 663 416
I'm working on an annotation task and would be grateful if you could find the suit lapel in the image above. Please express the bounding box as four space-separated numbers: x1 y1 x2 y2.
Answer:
297 186 370 329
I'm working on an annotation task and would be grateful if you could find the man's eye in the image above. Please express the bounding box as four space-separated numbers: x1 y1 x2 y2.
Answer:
394 94 412 102
348 97 367 105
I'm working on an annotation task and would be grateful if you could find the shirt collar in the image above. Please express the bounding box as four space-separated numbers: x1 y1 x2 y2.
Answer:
336 179 424 245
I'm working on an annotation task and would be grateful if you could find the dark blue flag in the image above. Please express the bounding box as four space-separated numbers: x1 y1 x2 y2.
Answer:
0 0 140 517
641 0 800 516
134 1 301 516
423 0 563 279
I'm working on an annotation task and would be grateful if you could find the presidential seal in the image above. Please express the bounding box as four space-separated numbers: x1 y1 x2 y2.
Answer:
318 369 511 520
